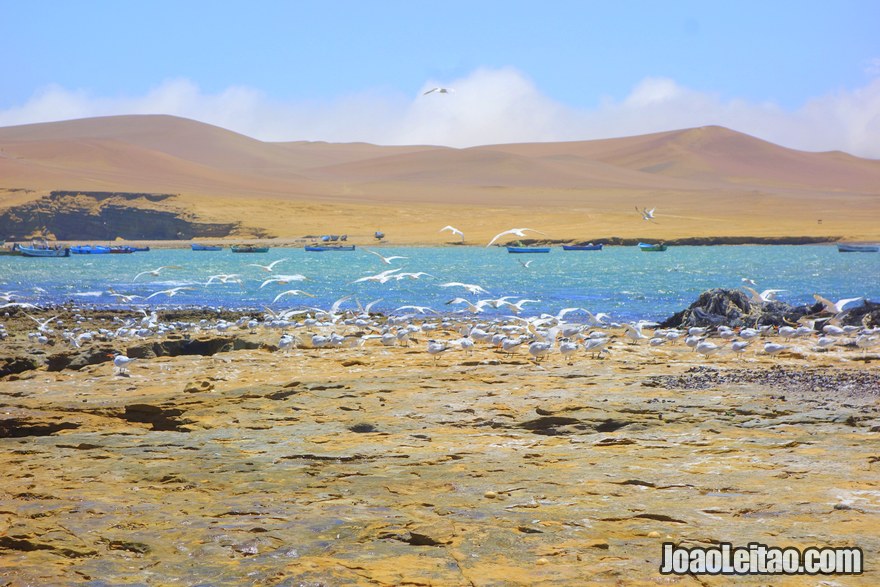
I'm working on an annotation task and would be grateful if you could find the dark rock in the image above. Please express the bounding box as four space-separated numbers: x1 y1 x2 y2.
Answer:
0 356 40 378
47 346 115 372
0 417 80 438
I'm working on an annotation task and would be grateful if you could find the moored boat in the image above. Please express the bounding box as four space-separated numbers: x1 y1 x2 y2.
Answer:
562 243 603 251
231 244 270 253
506 246 551 253
638 242 668 252
18 239 70 257
837 243 879 253
71 245 111 254
191 243 223 251
305 245 356 252
108 246 136 254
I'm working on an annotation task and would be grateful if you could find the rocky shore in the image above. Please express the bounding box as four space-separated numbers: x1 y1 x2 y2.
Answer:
1 304 878 585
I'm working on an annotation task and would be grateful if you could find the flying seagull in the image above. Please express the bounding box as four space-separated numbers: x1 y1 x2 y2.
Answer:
423 87 454 95
636 207 656 221
486 228 547 247
439 225 464 242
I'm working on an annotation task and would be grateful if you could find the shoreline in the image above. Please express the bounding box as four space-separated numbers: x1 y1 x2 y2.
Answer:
10 234 866 249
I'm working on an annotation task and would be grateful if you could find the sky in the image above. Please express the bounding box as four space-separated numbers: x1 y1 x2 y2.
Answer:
2 0 879 157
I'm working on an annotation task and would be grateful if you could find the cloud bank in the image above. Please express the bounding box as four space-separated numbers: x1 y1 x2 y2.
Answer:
1 67 879 159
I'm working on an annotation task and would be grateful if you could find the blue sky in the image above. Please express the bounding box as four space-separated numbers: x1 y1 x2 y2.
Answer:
3 0 879 156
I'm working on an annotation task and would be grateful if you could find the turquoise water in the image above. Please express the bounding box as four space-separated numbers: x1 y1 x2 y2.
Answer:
0 246 877 322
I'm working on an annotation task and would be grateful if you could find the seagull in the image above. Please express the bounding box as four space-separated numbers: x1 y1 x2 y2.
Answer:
426 340 449 363
272 290 316 304
439 282 489 295
517 259 534 269
145 286 196 300
763 342 788 355
393 305 439 315
695 340 724 358
364 248 408 265
498 299 541 314
446 298 492 314
423 87 454 95
636 207 656 221
112 353 134 374
812 294 862 314
623 323 650 344
248 259 288 272
486 228 548 247
742 287 786 305
107 289 144 303
350 268 402 284
133 266 183 281
26 314 58 332
260 275 311 288
439 225 465 242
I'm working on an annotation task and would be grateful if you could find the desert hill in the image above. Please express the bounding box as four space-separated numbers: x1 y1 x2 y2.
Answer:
1 115 878 242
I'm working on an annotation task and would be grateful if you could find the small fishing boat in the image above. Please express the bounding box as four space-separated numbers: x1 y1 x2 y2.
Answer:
108 246 136 254
71 245 111 254
231 244 270 253
18 239 70 257
506 246 551 253
562 243 603 251
837 243 879 253
305 245 356 252
128 245 151 252
638 242 668 252
191 243 224 251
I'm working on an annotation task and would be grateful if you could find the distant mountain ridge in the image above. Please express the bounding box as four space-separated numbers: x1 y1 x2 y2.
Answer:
2 114 879 198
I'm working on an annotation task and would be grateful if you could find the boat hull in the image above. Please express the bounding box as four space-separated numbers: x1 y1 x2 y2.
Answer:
562 244 603 251
638 242 667 252
305 245 356 251
837 243 879 253
191 244 223 251
71 245 111 254
231 245 269 253
19 246 70 257
506 247 551 253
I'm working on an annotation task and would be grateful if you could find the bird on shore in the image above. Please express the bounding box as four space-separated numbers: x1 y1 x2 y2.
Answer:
487 228 547 247
439 226 465 242
623 323 650 344
134 265 183 281
426 339 448 362
364 249 408 265
248 259 289 272
423 87 454 95
695 340 724 358
112 353 134 375
763 342 788 355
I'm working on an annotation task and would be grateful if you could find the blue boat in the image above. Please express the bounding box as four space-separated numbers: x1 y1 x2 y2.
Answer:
837 243 879 253
562 243 603 251
506 246 551 253
191 243 223 251
638 242 668 252
305 245 356 252
71 245 111 254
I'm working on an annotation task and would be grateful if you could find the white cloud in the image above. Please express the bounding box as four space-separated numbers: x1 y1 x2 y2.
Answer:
2 69 879 159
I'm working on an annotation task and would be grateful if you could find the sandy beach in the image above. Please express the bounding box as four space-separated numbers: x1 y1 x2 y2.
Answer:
1 306 877 585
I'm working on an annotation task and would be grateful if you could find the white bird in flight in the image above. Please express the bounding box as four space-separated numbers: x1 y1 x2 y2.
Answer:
813 294 862 314
423 87 454 95
145 286 196 300
439 225 465 242
439 282 489 295
260 275 311 288
248 259 288 272
486 228 547 247
363 248 408 265
636 207 656 221
272 289 316 304
133 265 183 281
742 286 786 305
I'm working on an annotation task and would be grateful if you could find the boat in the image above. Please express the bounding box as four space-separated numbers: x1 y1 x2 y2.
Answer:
18 239 70 257
71 245 111 254
191 243 223 251
108 246 136 254
638 242 668 252
231 244 270 253
128 246 151 252
506 246 551 253
305 245 356 252
837 243 879 253
562 243 603 251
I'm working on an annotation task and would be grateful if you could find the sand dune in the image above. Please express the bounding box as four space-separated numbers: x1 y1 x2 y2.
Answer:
1 115 879 241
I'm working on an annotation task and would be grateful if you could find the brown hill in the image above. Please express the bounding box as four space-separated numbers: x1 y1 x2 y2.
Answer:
1 115 878 242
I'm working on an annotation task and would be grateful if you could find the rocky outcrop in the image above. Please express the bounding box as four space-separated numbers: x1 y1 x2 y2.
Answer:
0 191 263 240
661 288 876 328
